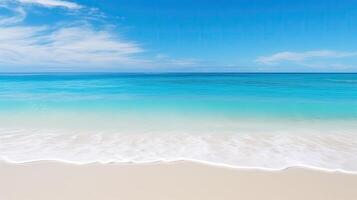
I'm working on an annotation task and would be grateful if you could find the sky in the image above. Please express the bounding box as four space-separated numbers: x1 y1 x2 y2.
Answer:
0 0 357 72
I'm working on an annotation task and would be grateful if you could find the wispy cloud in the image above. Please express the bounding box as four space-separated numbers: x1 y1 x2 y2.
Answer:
152 54 199 66
0 3 144 69
17 0 81 9
256 50 357 65
0 6 26 25
0 0 199 71
0 24 143 67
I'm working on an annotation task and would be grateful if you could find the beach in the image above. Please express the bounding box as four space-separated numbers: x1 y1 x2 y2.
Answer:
0 0 356 196
1 161 357 200
1 73 357 199
1 0 357 198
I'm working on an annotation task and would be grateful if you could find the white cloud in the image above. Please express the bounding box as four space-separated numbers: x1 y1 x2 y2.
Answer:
0 5 143 68
0 6 26 25
0 25 143 67
256 50 357 65
17 0 81 9
0 1 198 70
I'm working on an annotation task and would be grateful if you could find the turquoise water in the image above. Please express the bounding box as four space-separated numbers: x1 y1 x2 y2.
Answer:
0 73 357 171
0 73 356 119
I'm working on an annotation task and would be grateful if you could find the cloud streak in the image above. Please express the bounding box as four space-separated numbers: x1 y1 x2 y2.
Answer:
17 0 81 9
256 50 357 65
0 24 143 67
0 0 199 71
0 3 144 69
0 6 26 25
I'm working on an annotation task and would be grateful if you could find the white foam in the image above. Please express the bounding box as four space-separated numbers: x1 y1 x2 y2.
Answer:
1 128 357 173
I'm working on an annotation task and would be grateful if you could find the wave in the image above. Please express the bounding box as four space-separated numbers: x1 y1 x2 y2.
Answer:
1 129 357 173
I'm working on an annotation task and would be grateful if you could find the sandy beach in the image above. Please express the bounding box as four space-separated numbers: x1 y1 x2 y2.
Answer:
1 161 356 200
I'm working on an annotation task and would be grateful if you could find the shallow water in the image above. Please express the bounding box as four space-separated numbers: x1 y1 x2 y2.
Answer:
0 73 356 171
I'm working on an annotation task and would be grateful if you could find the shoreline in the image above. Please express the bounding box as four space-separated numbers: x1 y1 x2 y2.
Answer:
2 159 357 175
2 129 357 173
1 160 357 200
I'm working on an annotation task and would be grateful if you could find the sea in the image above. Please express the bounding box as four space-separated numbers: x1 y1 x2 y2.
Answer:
0 73 356 172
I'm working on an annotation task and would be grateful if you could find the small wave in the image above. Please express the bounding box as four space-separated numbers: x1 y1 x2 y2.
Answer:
1 130 357 173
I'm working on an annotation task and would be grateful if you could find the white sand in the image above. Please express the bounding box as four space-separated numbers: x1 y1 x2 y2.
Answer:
0 161 357 200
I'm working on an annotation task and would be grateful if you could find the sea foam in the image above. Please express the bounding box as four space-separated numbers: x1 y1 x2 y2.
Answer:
1 125 356 172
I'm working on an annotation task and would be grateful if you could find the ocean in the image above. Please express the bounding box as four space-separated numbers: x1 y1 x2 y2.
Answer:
0 73 356 171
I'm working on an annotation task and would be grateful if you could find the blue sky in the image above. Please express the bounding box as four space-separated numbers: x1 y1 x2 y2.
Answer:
0 0 357 72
